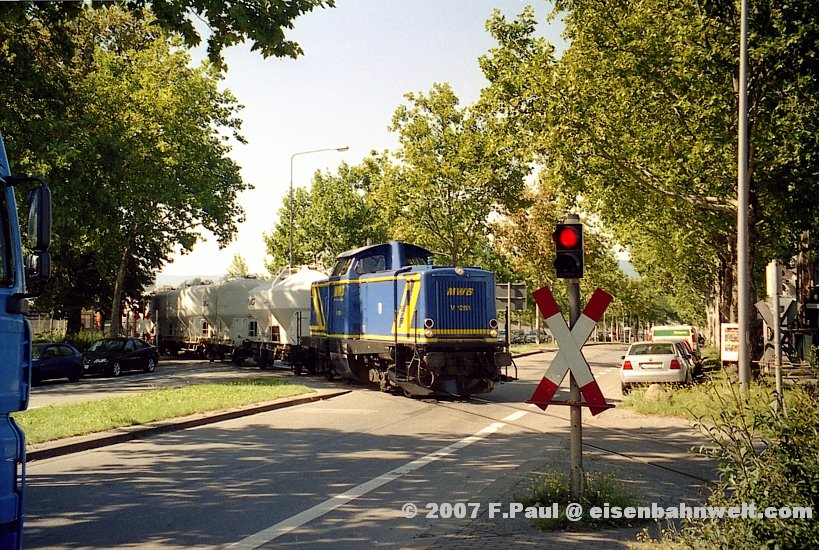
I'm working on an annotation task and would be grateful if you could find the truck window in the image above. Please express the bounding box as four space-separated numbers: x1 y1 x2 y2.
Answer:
0 192 10 287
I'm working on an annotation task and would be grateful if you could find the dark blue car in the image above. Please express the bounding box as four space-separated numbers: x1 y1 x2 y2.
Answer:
32 343 83 383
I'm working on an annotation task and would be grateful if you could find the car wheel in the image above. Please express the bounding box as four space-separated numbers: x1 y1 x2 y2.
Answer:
110 362 122 377
621 382 630 395
145 357 157 373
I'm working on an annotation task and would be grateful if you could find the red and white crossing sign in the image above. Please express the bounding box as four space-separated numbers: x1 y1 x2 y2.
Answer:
528 287 613 416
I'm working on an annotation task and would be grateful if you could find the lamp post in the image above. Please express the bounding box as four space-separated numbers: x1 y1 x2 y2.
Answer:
289 146 349 270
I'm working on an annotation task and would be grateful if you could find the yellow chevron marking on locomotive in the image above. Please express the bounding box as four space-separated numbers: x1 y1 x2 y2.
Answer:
393 279 422 336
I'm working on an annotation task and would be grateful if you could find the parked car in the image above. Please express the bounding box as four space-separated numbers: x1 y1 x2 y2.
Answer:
665 338 704 379
620 340 694 394
510 331 526 345
31 343 83 384
525 329 550 344
82 337 159 377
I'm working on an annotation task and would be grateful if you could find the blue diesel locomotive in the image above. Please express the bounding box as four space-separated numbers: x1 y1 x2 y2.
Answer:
299 241 512 397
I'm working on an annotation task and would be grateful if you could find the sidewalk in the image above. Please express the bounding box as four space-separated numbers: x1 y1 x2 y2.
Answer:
408 405 717 548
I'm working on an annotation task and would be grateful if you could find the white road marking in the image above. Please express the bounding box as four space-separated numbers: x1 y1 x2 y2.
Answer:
225 410 528 549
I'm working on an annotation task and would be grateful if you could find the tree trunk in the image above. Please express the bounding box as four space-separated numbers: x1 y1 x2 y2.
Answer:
65 307 83 335
109 229 136 338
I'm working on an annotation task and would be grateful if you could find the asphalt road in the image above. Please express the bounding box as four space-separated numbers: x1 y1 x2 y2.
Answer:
23 344 712 549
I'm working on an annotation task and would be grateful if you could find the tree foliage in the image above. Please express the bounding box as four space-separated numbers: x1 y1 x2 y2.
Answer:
479 2 819 329
1 6 250 333
379 83 531 265
264 158 391 273
1 0 334 69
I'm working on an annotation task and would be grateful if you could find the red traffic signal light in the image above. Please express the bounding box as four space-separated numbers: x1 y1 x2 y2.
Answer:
554 223 584 279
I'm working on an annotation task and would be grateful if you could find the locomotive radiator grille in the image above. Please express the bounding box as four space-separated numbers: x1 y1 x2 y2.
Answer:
433 277 489 338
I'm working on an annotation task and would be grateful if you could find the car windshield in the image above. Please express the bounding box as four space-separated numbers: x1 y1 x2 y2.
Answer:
629 343 675 355
33 344 46 354
89 339 125 352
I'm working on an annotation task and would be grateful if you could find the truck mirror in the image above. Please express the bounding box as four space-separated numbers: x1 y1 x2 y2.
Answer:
27 184 51 251
26 251 50 293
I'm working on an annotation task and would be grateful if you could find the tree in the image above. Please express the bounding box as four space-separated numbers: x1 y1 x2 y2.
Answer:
479 2 819 338
1 0 334 69
225 253 251 280
4 7 250 335
264 158 390 273
377 83 530 265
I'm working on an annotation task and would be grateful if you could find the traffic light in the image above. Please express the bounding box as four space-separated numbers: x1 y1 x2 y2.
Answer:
553 223 584 279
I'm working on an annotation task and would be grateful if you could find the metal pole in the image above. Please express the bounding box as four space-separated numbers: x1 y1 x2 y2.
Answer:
289 146 349 270
737 0 751 393
568 280 583 500
772 260 784 414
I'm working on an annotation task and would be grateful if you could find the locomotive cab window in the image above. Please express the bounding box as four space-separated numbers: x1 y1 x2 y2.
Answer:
355 254 386 275
331 257 353 277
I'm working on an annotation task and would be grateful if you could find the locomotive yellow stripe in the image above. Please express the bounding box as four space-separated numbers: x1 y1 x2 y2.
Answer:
314 332 497 344
312 274 422 288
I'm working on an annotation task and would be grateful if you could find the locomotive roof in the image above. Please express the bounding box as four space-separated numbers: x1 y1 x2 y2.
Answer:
335 241 432 260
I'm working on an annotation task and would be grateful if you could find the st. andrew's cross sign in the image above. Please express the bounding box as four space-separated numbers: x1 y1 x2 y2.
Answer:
527 286 614 416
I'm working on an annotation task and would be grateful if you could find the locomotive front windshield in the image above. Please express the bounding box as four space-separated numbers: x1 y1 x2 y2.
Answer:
404 254 430 266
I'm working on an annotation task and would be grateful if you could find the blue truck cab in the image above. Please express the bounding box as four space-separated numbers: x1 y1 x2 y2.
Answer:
0 132 52 548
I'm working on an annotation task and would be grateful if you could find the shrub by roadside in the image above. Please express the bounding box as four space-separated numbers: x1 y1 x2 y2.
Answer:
632 378 819 547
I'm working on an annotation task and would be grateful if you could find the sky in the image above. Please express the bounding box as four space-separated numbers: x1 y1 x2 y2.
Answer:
156 1 565 285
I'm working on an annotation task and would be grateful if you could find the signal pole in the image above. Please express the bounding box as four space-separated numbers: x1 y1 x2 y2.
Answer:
555 213 585 498
567 276 583 499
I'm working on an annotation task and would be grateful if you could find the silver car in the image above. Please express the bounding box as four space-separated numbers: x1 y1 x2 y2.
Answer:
620 341 694 394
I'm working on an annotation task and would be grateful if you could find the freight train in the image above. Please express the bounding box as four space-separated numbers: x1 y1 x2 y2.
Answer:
152 241 512 397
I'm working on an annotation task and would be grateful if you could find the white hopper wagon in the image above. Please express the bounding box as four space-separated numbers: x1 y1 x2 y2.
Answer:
177 283 214 356
212 278 262 362
247 267 325 368
152 288 185 355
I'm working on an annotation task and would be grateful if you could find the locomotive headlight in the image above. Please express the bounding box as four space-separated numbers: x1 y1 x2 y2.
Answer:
489 329 498 338
455 266 465 276
424 328 435 338
489 319 499 329
424 318 435 329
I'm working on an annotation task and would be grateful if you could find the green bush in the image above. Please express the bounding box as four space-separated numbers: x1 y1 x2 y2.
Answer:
645 382 819 547
33 329 104 351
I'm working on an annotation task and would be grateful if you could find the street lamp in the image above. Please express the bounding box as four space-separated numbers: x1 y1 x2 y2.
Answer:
289 146 349 270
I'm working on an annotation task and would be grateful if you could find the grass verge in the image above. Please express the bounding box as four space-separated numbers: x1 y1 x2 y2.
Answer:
14 378 314 445
519 471 642 530
620 370 802 422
